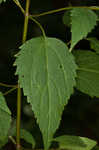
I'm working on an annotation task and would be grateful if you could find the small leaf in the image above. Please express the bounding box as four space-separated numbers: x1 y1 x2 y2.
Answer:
0 92 11 148
70 8 98 51
14 36 77 149
63 10 71 27
9 127 35 148
74 50 99 97
20 129 35 148
53 135 97 150
87 37 99 54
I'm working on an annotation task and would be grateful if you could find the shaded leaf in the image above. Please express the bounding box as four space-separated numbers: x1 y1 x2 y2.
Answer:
53 135 97 150
19 129 35 148
0 92 11 148
74 50 99 97
9 126 35 148
70 8 97 51
0 137 8 149
87 37 99 54
14 37 77 149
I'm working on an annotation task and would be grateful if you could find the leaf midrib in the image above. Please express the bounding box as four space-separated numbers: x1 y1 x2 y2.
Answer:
44 40 51 146
49 44 69 96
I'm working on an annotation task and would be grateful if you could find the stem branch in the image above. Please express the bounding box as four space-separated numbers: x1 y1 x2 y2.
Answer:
0 82 17 88
22 0 30 43
16 0 30 149
31 6 99 18
4 87 17 96
16 85 21 150
29 16 46 38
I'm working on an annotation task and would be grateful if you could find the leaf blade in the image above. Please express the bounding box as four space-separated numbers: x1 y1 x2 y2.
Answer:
70 8 97 51
53 135 97 150
74 50 99 97
0 92 11 148
20 129 35 148
15 37 77 149
87 37 99 54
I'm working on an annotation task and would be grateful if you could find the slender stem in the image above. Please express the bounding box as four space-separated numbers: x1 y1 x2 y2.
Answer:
0 82 17 88
9 136 16 145
13 0 25 14
16 0 30 150
12 0 99 39
13 0 46 38
22 0 30 43
12 0 99 19
4 87 17 96
32 7 72 17
67 40 71 46
30 16 46 38
31 6 99 18
13 1 99 18
16 85 21 150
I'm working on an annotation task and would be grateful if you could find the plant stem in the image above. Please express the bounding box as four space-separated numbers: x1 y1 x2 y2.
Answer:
13 0 46 38
13 0 99 39
22 0 30 43
30 16 46 38
16 85 21 150
9 136 16 145
16 0 30 150
4 87 17 96
31 6 99 18
13 0 25 14
0 82 17 88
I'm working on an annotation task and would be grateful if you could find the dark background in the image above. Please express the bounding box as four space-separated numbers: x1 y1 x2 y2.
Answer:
0 0 99 149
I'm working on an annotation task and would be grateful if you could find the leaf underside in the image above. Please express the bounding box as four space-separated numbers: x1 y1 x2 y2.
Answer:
54 135 97 150
70 8 97 51
15 37 77 149
74 50 99 97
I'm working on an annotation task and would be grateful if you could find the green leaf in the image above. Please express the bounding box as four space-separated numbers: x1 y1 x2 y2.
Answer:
87 37 99 54
63 10 71 27
74 50 99 97
0 137 8 149
10 127 35 148
0 0 6 4
70 8 97 51
0 92 11 148
53 135 97 150
14 37 77 150
19 129 35 148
